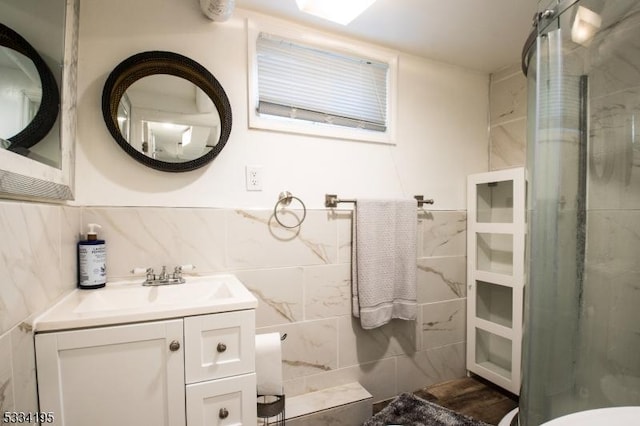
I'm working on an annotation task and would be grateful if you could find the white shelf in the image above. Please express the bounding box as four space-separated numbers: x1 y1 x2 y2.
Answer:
474 271 514 288
476 281 514 328
475 328 512 376
467 168 525 396
475 316 513 340
476 233 514 276
476 177 515 224
476 361 512 381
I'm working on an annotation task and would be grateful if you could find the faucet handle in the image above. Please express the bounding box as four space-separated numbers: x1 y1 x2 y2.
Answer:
173 264 195 280
177 264 196 272
132 267 156 285
131 267 153 275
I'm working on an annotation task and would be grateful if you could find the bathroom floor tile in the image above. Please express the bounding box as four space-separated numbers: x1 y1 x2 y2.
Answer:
373 376 518 425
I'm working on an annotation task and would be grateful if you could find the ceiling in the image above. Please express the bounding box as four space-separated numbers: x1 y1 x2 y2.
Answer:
235 0 541 73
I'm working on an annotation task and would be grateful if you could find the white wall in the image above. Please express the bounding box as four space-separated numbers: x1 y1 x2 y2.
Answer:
74 0 489 210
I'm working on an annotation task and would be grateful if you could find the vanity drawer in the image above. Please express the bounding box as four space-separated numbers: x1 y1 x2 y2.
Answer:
184 310 255 383
186 373 256 426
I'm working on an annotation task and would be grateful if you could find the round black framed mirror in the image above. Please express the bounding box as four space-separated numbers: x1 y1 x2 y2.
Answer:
0 23 60 152
101 51 232 172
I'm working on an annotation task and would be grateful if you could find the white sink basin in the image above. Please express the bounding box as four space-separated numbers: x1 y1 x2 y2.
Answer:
72 280 233 313
34 274 257 332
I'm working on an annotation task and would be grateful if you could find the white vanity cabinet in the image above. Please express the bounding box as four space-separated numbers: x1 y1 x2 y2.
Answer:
35 310 257 426
36 319 186 426
184 310 257 426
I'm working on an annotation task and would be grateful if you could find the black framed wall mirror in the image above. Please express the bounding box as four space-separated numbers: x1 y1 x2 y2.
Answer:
102 51 232 172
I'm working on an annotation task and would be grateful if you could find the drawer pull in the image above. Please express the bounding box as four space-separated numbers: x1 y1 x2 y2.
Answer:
219 408 229 419
169 340 181 351
217 342 227 353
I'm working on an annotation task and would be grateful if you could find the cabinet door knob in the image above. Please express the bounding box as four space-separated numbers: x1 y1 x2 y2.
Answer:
217 342 227 353
219 408 229 419
169 340 181 351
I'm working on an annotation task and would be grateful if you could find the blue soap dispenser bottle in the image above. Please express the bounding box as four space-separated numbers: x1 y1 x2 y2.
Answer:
78 223 107 289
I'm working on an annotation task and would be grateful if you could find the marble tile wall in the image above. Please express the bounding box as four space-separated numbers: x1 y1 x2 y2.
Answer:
489 63 528 171
82 206 469 402
0 200 80 414
0 202 468 409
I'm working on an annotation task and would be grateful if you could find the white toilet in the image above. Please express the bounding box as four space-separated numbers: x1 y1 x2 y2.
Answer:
498 407 518 426
498 406 640 425
541 407 640 425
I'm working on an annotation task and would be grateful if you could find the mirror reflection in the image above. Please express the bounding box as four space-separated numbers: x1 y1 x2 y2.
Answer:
1 0 66 169
117 75 221 163
0 46 41 145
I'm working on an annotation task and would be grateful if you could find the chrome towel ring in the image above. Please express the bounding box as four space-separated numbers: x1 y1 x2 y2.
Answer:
273 191 307 228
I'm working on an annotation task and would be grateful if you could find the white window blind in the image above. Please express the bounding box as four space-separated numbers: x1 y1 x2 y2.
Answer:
256 32 389 132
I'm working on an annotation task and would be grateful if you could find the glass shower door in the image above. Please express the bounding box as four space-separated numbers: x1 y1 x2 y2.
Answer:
521 1 640 425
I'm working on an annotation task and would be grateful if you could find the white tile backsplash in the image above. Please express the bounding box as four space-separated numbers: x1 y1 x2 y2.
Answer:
257 319 339 380
421 299 466 350
0 331 14 413
304 264 351 320
234 267 304 327
417 256 467 303
10 323 37 412
82 207 227 278
227 209 338 269
0 203 62 332
420 211 467 257
303 357 398 402
0 201 75 415
396 342 466 394
338 316 420 368
61 206 82 290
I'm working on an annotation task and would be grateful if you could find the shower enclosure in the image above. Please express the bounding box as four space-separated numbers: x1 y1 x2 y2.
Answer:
521 0 640 424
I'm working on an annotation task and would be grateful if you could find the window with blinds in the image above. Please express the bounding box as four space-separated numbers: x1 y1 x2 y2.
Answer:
255 32 389 133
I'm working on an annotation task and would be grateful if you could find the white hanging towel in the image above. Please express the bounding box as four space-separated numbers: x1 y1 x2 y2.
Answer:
352 199 418 329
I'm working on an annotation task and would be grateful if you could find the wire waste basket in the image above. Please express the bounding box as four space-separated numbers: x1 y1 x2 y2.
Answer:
257 394 285 425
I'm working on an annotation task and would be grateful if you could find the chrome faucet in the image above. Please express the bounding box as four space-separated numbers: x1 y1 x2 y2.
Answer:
131 265 195 286
158 265 169 282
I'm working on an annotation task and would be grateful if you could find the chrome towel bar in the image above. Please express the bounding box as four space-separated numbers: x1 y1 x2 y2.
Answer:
325 194 434 208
